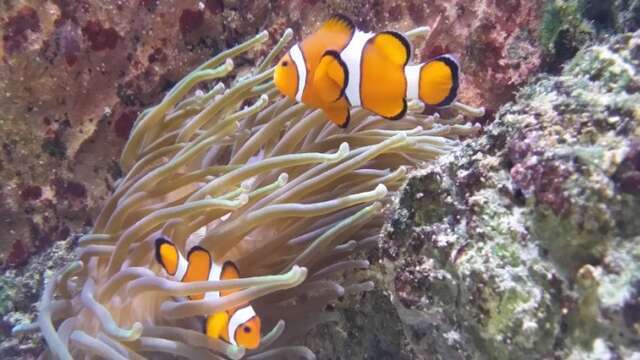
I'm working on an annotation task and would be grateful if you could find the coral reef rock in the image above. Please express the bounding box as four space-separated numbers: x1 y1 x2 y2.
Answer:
383 29 640 359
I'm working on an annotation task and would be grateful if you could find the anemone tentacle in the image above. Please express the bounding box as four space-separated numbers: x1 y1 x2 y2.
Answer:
12 26 483 359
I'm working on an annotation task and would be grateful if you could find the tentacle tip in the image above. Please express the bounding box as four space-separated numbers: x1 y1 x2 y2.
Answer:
283 28 294 38
411 126 424 134
291 265 308 282
413 26 430 35
374 184 388 197
224 58 235 72
394 131 409 143
258 30 270 41
227 345 245 360
127 322 144 341
337 142 350 157
277 173 289 185
237 194 250 206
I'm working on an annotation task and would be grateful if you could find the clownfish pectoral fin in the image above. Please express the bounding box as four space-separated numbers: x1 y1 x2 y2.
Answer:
206 311 230 341
220 261 241 297
314 50 348 103
155 236 180 276
322 97 351 128
418 55 459 107
367 97 408 120
181 246 212 300
370 31 411 67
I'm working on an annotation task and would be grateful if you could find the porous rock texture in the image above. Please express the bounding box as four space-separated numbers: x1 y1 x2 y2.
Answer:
382 29 640 359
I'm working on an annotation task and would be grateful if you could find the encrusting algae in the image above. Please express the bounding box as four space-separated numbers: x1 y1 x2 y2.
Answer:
12 22 483 359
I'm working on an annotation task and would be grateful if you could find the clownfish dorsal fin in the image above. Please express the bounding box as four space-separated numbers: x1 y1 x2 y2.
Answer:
369 31 411 67
181 246 212 300
322 96 351 128
314 50 348 103
220 261 240 297
155 236 180 276
318 14 356 39
418 54 460 107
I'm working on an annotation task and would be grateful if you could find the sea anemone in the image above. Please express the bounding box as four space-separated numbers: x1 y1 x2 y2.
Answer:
13 26 482 359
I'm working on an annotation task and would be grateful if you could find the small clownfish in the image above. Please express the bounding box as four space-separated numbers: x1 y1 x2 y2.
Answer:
274 14 460 128
154 237 261 350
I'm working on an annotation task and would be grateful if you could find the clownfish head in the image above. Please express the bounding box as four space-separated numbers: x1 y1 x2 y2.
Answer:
274 51 300 100
233 314 261 349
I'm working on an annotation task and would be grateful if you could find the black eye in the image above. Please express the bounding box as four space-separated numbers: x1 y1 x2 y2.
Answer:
243 326 251 333
282 61 288 67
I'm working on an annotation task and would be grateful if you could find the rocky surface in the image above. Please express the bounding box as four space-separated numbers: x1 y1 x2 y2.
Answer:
383 29 640 359
0 239 76 359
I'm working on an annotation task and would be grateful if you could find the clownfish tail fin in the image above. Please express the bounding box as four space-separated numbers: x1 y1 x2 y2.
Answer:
416 54 460 107
315 50 349 103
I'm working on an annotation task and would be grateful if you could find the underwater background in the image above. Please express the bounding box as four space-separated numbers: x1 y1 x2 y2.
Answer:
1 0 640 359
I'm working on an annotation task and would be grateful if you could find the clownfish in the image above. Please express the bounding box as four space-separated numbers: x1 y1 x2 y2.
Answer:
154 237 261 349
273 14 459 128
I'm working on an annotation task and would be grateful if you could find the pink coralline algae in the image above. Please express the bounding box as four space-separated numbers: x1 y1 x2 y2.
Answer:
2 6 40 55
179 9 205 35
81 20 120 51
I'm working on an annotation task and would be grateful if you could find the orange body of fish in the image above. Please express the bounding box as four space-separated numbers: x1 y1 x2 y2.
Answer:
155 237 262 349
274 14 460 128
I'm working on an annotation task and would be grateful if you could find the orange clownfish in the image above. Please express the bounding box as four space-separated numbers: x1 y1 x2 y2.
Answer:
154 237 261 349
274 14 459 128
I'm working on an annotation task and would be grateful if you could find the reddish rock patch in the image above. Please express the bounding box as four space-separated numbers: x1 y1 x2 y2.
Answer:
179 9 205 35
52 178 87 199
82 20 120 51
114 110 139 139
205 0 224 15
2 6 41 55
20 185 42 202
7 240 28 267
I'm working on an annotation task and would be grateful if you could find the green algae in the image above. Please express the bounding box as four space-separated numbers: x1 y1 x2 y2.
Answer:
541 0 593 54
0 276 17 315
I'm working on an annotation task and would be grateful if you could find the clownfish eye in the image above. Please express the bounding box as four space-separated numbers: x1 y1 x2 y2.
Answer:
281 60 288 67
243 325 251 333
